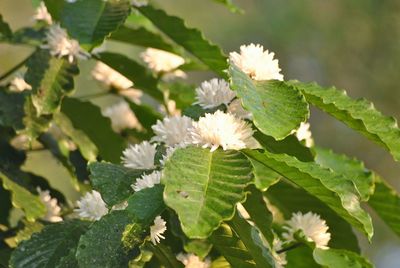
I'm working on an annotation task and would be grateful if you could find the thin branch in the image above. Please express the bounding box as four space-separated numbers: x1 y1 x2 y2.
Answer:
276 242 302 254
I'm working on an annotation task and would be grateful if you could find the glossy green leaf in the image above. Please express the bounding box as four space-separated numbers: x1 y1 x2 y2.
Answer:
313 248 372 268
89 162 145 207
315 147 374 201
242 186 274 244
368 177 400 237
25 49 78 116
137 5 228 76
289 80 400 162
266 182 360 252
10 220 90 268
0 172 46 222
229 211 275 267
61 97 125 163
244 150 373 239
98 52 163 101
248 157 280 191
0 14 12 41
110 25 176 52
162 147 253 238
76 210 139 267
126 184 165 225
46 0 131 49
229 65 309 140
209 224 256 268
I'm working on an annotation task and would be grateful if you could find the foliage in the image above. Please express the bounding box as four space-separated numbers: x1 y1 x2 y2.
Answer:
0 0 399 267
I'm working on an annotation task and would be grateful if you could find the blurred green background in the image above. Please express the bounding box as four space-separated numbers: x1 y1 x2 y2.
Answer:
1 0 400 266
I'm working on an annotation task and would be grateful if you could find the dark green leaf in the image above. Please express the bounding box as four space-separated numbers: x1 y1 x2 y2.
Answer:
0 183 11 225
110 25 176 52
0 91 25 130
25 49 79 116
165 82 196 110
315 147 374 201
22 97 52 140
229 65 309 140
0 171 46 222
10 220 90 268
229 211 275 267
148 243 184 268
61 97 125 163
163 147 253 238
0 14 12 41
244 149 373 239
137 5 227 77
76 210 139 267
89 162 144 206
98 52 163 101
46 0 131 49
286 246 319 268
289 80 400 162
266 182 360 252
125 98 162 132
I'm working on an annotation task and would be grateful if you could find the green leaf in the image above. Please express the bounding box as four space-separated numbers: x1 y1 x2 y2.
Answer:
0 14 12 41
148 243 184 268
25 49 79 116
0 91 25 130
89 162 145 207
242 186 274 244
164 82 196 110
137 5 228 77
289 80 400 162
0 171 46 222
46 0 131 49
229 211 275 267
54 112 98 161
209 224 256 268
10 220 90 268
266 182 360 252
315 147 374 201
212 0 243 13
313 248 372 268
98 52 163 101
163 147 253 238
61 97 125 163
248 157 280 191
244 149 373 239
125 98 162 132
22 97 52 140
368 177 400 237
286 246 319 268
110 25 176 53
126 184 165 225
76 210 139 267
229 65 309 140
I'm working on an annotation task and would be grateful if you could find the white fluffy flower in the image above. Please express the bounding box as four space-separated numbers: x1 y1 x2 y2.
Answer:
177 253 211 268
121 141 157 169
102 101 141 132
92 62 133 91
229 43 283 81
37 187 62 222
141 48 185 73
195 78 236 109
131 0 148 7
9 76 32 92
151 116 193 146
295 122 313 148
189 111 260 152
272 237 287 268
150 216 167 245
33 2 52 24
74 190 108 221
283 212 331 249
227 99 252 120
42 24 89 63
132 171 161 192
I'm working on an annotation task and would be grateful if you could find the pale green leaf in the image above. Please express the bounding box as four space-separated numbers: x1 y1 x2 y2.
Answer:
0 171 46 222
289 80 400 162
248 158 280 191
25 49 79 116
229 65 309 140
10 220 90 268
244 150 373 239
137 5 227 77
89 162 145 207
313 248 373 268
163 147 253 238
61 97 125 163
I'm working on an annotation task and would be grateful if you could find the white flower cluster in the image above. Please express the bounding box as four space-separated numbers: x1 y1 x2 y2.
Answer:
37 187 62 222
295 122 314 148
33 2 52 25
74 190 108 221
141 48 186 80
102 101 141 133
42 24 89 63
9 76 32 92
177 253 211 268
